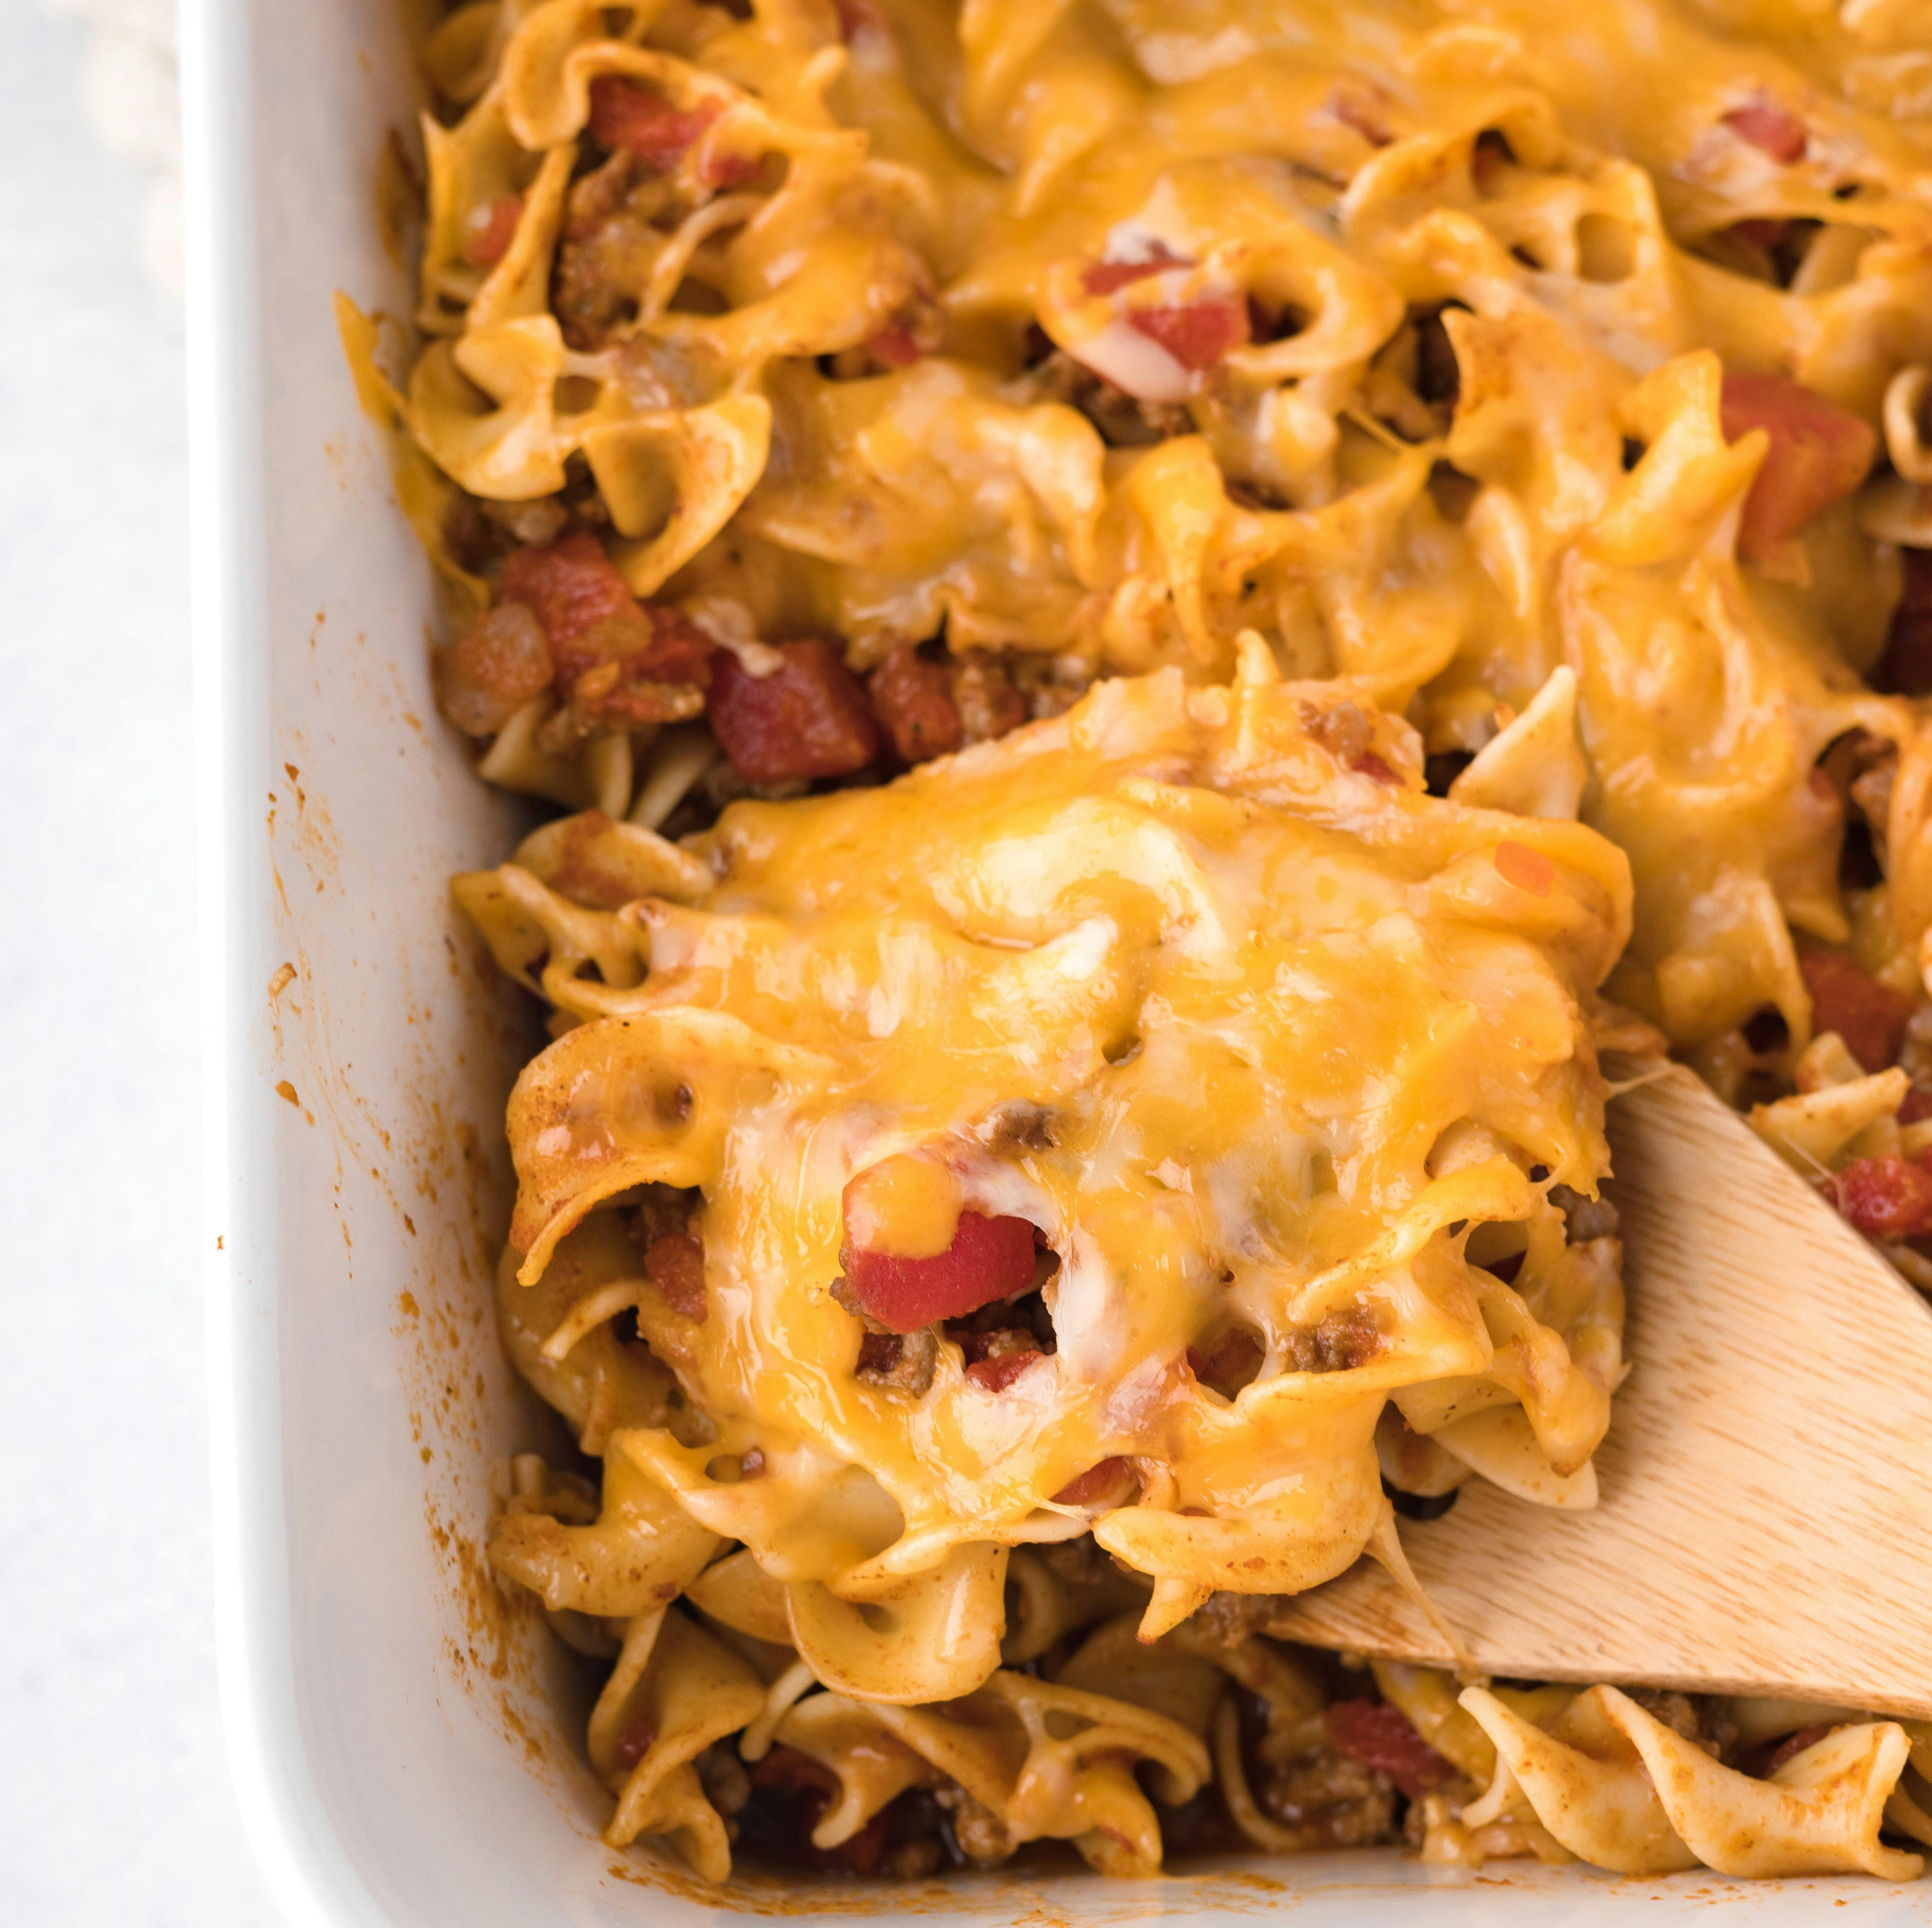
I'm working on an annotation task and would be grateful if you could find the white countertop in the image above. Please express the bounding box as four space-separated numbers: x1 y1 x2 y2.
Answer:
0 2 280 1919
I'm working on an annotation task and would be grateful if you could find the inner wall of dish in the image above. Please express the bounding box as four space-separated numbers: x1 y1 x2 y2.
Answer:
253 0 628 1916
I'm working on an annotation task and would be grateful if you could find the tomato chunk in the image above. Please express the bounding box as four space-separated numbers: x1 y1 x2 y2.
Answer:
1082 251 1183 297
588 77 720 172
1322 1701 1453 1800
645 1232 707 1322
1800 949 1914 1074
1720 373 1875 559
463 194 524 268
1128 294 1251 373
842 1210 1039 1334
868 643 962 763
587 75 759 187
1822 1156 1932 1240
436 602 554 737
634 607 718 685
1723 102 1807 165
499 533 641 674
709 637 881 783
497 533 715 720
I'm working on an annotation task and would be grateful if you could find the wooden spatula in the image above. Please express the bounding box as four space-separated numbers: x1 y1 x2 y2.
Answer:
1267 1061 1932 1719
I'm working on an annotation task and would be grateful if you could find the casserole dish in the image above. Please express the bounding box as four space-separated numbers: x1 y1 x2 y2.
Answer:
184 0 1927 1917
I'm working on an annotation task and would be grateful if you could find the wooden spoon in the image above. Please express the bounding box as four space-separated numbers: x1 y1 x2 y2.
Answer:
1266 1061 1932 1719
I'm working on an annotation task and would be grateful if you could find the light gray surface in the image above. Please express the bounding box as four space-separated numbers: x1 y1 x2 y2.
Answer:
0 2 280 1920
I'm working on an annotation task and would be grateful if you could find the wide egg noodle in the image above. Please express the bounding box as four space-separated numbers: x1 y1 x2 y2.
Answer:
595 1606 767 1876
1461 1685 1923 1881
491 1213 675 1450
768 1670 1211 1877
487 1419 722 1617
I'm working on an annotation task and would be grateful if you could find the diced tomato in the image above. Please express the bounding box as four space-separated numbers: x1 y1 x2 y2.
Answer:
463 194 524 269
869 644 962 763
842 1210 1040 1334
436 602 555 737
498 532 643 679
708 638 882 783
497 534 714 723
1878 550 1932 697
630 608 718 686
1082 252 1183 297
1799 949 1914 1074
1051 1456 1131 1506
570 613 718 726
865 325 923 368
1128 294 1251 373
1901 1088 1932 1126
645 1232 707 1322
1723 101 1808 165
1822 1156 1932 1240
1355 750 1399 786
1719 372 1876 559
588 76 721 174
1322 1701 1453 1800
964 1346 1043 1392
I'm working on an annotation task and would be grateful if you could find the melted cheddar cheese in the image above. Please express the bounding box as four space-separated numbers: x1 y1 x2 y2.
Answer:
486 655 1630 1670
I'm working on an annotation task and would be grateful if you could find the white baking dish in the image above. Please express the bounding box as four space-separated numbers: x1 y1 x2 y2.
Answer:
182 0 1926 1919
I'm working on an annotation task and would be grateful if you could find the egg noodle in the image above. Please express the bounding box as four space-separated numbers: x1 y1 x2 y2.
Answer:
345 0 1932 1887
